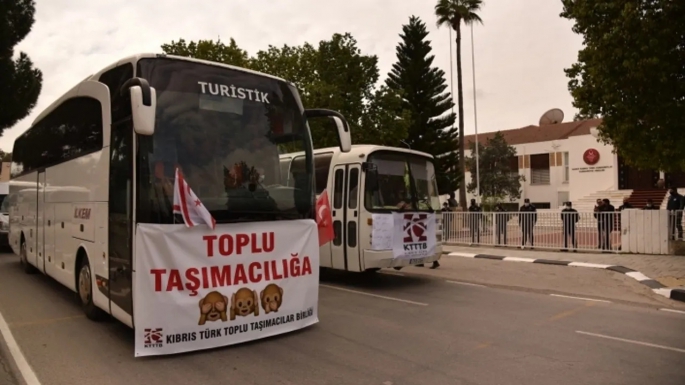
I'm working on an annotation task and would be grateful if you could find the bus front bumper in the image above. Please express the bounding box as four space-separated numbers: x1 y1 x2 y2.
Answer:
362 244 443 270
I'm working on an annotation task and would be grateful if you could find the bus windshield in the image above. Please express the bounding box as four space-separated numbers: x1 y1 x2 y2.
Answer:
365 151 440 212
136 58 313 224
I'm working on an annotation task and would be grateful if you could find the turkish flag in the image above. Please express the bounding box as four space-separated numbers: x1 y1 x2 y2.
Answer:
316 190 335 246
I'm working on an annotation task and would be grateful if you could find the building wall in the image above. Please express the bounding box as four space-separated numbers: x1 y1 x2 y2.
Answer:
460 133 617 208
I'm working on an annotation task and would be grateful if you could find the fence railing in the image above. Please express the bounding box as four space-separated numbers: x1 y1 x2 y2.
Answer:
440 209 683 254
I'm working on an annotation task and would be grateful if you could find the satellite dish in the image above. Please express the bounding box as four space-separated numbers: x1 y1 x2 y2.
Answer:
539 108 565 125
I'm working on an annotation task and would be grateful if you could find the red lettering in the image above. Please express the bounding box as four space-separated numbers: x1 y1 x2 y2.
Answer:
234 264 248 284
248 262 262 282
302 256 312 275
150 269 167 291
271 260 283 280
251 233 262 253
201 266 209 288
167 270 183 291
289 257 300 277
263 232 274 252
203 235 217 257
219 234 234 256
185 268 200 295
264 260 272 281
282 258 290 278
236 234 249 254
211 265 231 286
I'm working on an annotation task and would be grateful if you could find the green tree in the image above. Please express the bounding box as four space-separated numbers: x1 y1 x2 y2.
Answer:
435 0 483 208
465 132 523 201
561 0 685 171
161 38 251 68
0 0 43 135
385 16 458 194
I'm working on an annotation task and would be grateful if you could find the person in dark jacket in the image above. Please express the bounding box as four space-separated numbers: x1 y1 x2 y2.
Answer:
519 198 537 249
560 201 579 251
493 203 510 245
618 197 633 210
666 187 684 240
467 199 482 244
643 199 659 210
594 198 615 250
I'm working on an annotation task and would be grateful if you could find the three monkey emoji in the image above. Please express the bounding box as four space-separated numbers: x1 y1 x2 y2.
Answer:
197 284 284 325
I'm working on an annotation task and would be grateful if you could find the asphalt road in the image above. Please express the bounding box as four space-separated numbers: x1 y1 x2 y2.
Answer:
0 252 684 385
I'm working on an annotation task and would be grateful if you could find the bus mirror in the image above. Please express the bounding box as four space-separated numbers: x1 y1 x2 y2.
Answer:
304 109 352 153
121 77 156 136
130 86 156 136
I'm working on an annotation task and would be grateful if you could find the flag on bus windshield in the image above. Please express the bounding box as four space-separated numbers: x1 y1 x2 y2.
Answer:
316 190 335 246
173 168 217 230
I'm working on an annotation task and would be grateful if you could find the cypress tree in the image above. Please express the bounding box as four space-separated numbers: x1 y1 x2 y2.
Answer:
386 15 459 195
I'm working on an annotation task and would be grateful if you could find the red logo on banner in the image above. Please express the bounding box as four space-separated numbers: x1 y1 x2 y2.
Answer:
583 149 600 165
402 213 428 243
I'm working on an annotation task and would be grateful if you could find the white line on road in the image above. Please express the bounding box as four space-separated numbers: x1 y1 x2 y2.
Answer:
576 331 685 354
447 252 477 258
660 308 685 315
550 294 612 303
446 280 487 288
0 309 42 385
320 285 428 306
568 262 612 269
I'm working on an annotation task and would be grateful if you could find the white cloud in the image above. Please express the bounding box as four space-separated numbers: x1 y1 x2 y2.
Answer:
4 0 583 152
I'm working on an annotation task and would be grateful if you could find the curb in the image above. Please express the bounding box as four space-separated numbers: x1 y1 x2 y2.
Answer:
443 251 685 303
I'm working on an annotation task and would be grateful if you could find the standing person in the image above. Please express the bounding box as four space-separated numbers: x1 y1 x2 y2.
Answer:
560 201 579 251
447 192 458 209
644 199 659 210
667 187 684 240
519 198 537 249
494 203 509 245
593 199 603 248
618 197 633 210
595 198 615 251
468 198 482 245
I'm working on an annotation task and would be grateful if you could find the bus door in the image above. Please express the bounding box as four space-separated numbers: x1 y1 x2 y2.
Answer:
107 123 134 317
330 164 362 271
35 171 46 273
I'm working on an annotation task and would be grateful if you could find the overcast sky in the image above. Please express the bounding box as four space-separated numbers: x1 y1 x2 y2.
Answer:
4 0 583 152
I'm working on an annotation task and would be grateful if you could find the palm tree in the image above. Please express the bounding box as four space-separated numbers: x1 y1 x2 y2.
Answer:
435 0 483 210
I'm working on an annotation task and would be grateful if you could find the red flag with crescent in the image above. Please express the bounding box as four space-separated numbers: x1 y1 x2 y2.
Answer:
316 190 335 246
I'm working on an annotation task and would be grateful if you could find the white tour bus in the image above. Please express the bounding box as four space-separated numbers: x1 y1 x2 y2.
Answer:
8 53 351 327
280 145 443 272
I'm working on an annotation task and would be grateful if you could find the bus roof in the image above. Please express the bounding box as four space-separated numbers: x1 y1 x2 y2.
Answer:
281 144 434 163
30 53 293 128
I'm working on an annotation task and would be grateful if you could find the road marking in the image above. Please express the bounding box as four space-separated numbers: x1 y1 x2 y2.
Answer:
548 303 595 322
446 280 487 288
576 331 685 354
0 309 42 385
625 271 651 282
550 294 611 303
660 308 685 315
447 252 477 258
502 257 535 263
320 285 428 306
568 262 612 269
474 341 492 350
380 271 405 276
9 315 84 328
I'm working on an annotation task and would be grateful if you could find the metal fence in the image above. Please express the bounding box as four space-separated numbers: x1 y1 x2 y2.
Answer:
441 209 683 254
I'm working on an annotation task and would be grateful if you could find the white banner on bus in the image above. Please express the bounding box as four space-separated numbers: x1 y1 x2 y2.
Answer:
133 220 319 357
391 212 437 260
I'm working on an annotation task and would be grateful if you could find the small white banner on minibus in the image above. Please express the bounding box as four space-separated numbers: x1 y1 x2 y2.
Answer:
391 212 437 260
133 219 319 357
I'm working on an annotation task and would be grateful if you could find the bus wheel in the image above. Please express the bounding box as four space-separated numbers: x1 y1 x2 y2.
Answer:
77 257 105 321
19 239 36 274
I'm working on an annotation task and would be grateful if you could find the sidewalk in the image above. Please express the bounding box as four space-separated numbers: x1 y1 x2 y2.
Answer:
443 244 685 288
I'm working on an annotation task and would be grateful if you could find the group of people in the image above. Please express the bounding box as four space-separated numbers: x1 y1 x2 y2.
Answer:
462 198 538 249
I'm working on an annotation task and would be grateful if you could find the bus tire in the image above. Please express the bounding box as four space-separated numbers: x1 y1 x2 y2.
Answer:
77 255 105 321
19 237 37 274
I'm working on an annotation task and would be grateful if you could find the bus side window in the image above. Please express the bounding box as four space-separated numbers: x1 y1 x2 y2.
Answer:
333 169 344 209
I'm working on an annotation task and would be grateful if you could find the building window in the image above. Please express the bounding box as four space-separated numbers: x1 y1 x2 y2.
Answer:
563 152 569 183
530 153 550 185
509 155 519 179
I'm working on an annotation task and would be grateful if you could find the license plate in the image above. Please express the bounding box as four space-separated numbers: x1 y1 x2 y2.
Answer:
409 258 426 264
